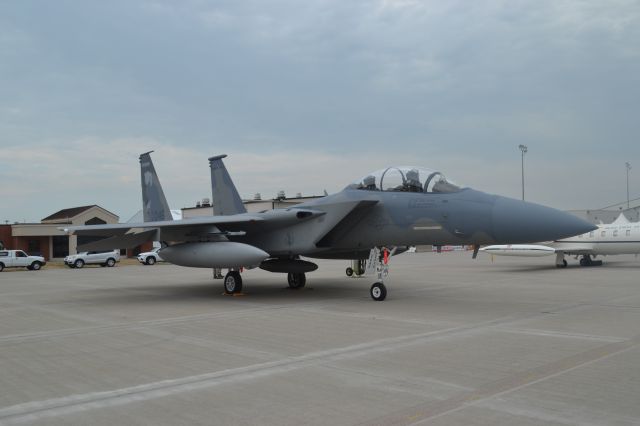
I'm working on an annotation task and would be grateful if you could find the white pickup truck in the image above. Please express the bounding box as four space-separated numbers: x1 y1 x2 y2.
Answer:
64 250 120 269
0 250 46 272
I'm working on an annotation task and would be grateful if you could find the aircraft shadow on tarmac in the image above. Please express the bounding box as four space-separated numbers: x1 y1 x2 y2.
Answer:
73 279 366 305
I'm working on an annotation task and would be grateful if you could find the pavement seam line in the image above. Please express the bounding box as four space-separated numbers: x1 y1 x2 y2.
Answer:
0 316 513 424
358 334 640 426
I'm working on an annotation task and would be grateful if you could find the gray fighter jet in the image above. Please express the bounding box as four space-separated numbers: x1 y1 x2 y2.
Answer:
63 152 595 300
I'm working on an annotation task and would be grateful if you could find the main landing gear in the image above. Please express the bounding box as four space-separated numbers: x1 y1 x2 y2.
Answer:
579 255 602 267
223 270 243 294
556 259 568 268
287 272 306 289
222 270 308 294
555 252 603 268
346 259 366 277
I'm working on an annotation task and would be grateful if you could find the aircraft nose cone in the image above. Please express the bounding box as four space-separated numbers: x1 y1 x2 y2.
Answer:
492 197 596 243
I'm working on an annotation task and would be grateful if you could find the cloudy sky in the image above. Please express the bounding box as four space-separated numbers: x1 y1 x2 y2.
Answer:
1 0 639 222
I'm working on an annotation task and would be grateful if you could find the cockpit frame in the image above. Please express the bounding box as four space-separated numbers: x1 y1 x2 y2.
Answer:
347 166 462 194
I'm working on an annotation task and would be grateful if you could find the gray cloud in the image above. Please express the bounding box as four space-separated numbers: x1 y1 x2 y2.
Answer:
1 0 639 222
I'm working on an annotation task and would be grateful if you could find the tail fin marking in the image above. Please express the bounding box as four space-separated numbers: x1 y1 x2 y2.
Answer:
140 151 173 222
209 155 247 216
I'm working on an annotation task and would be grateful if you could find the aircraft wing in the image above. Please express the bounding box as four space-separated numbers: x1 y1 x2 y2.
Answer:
63 214 265 236
62 209 325 251
551 241 595 255
480 244 557 257
481 242 596 257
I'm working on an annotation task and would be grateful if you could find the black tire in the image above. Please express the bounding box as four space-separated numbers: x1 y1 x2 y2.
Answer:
223 271 243 294
370 282 387 301
287 272 306 288
582 256 593 266
146 256 156 266
74 259 85 269
106 258 116 267
0 262 4 272
30 262 42 271
346 267 353 277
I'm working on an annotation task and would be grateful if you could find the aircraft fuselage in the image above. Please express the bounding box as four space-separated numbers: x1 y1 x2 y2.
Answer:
233 188 592 259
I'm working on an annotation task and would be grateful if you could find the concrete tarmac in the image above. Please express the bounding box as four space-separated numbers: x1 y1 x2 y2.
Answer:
1 252 639 425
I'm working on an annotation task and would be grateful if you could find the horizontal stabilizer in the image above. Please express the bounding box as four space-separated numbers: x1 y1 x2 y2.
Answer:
77 229 158 251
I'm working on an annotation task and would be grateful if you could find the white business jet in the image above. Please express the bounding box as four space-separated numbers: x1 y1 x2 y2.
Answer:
481 213 640 267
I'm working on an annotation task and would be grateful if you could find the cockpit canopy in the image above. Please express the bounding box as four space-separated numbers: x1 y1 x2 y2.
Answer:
347 166 462 193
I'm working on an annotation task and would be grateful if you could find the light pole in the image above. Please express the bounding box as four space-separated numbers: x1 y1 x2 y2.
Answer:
626 162 631 209
519 144 528 201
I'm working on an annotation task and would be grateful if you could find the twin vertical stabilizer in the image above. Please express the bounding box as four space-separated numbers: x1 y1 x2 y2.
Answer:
138 151 244 220
209 155 247 215
140 151 173 222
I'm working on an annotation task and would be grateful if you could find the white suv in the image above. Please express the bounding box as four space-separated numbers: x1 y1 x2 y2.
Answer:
64 250 120 269
137 248 163 265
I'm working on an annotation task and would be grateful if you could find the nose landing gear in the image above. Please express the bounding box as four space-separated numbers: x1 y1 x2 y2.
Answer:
370 282 387 301
366 247 395 301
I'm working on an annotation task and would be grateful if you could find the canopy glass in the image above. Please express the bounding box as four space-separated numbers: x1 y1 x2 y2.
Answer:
347 166 462 193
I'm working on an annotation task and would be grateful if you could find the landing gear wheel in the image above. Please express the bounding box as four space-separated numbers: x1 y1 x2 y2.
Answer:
74 259 85 269
370 282 387 301
346 267 353 277
287 272 306 288
223 271 243 294
556 259 568 268
146 256 156 265
580 255 593 267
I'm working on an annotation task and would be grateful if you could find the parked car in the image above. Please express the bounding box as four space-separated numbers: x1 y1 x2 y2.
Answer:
64 250 120 268
137 247 164 265
0 250 46 272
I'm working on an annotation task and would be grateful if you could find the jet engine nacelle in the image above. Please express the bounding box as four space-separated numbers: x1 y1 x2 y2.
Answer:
160 242 269 268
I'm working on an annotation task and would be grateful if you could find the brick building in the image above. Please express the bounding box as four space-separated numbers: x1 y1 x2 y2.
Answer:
1 205 120 260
